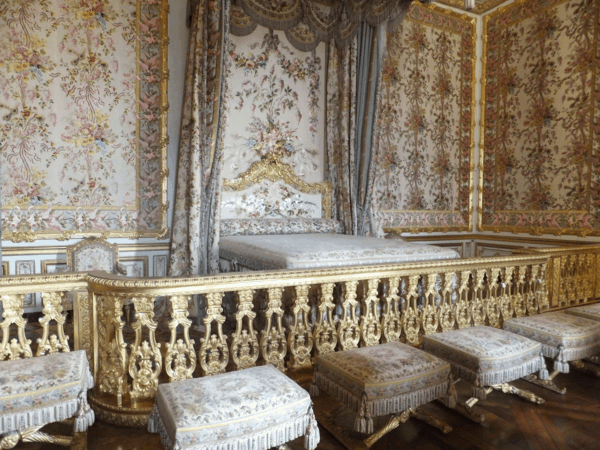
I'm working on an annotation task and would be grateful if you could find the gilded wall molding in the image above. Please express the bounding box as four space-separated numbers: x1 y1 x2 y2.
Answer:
435 0 510 14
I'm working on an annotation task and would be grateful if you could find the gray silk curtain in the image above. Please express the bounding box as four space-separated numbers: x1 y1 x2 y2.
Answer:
169 0 230 276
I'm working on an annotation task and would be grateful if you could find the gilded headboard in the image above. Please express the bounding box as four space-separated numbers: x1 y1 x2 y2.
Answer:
221 154 332 220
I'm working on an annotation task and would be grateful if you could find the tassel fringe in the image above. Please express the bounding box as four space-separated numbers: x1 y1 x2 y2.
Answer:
448 355 545 387
309 382 320 397
470 386 488 401
541 342 596 363
148 404 319 450
74 392 95 432
0 397 81 434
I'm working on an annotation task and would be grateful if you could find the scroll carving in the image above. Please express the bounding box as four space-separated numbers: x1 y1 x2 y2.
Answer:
471 269 486 326
231 290 259 370
165 296 196 382
260 287 287 370
337 281 360 350
402 275 421 346
199 292 229 376
456 271 472 329
287 285 313 369
313 283 337 355
36 291 70 356
439 272 456 332
360 279 381 346
0 294 32 360
381 277 402 343
421 274 439 335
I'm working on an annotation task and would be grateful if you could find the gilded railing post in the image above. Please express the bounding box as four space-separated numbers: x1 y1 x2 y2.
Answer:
456 271 472 329
313 283 337 355
471 270 486 327
230 290 259 370
97 295 128 407
486 267 503 328
36 291 70 356
537 262 549 312
337 280 360 350
421 274 439 335
402 275 421 346
360 279 381 346
199 292 228 376
0 294 32 360
129 296 162 404
165 295 196 382
261 287 287 370
287 285 313 370
381 277 402 342
514 266 528 318
439 272 456 332
501 267 515 321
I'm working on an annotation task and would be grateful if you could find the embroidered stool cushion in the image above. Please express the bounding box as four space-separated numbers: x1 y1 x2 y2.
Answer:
421 326 546 389
562 303 600 322
311 341 451 433
0 350 95 437
147 365 319 450
503 312 600 372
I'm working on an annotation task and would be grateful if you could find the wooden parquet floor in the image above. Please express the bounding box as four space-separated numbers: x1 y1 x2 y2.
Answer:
20 367 600 450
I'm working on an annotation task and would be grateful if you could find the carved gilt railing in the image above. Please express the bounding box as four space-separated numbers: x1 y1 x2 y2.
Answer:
514 245 600 310
82 254 550 427
0 273 88 361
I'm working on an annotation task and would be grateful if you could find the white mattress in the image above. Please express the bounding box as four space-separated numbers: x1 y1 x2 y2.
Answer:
219 233 459 270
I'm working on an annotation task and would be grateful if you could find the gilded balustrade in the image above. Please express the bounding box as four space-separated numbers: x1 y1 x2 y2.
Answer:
80 254 551 426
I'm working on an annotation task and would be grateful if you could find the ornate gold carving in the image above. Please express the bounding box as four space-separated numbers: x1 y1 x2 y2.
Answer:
360 279 381 346
421 275 439 335
313 283 337 355
337 281 360 351
97 295 128 407
486 267 503 328
199 292 229 376
0 294 32 360
500 267 515 321
36 291 70 356
223 153 333 218
439 272 457 332
230 290 259 370
456 271 472 329
129 296 162 403
514 266 528 318
261 287 287 370
381 277 402 342
402 275 421 346
165 295 196 382
471 270 486 326
287 285 313 370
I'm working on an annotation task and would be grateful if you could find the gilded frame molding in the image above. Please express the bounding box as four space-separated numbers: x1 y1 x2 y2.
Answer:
120 256 150 278
435 0 509 14
478 0 600 237
1 0 170 243
381 3 478 235
222 154 333 219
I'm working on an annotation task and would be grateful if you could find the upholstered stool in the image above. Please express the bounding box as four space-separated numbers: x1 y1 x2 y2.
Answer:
504 312 600 393
562 303 600 322
0 350 95 448
148 365 319 450
422 326 547 422
310 341 453 447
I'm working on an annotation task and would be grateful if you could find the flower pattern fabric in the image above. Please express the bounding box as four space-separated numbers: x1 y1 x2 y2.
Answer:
220 218 343 236
562 304 600 322
0 350 94 433
148 365 316 449
219 233 459 270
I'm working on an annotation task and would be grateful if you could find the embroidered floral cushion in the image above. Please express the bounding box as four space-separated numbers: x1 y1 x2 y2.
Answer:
148 365 318 450
220 218 343 236
503 312 600 361
422 326 545 386
0 350 94 434
219 233 459 270
562 304 600 322
312 342 451 416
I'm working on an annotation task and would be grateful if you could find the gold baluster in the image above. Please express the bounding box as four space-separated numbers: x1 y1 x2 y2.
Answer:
360 279 381 347
230 290 259 370
381 277 402 342
456 271 472 329
514 266 527 318
501 267 515 321
537 262 549 311
129 296 162 404
165 295 196 382
439 272 456 332
199 292 229 376
261 287 287 370
337 280 360 350
313 283 337 355
287 285 313 370
0 294 32 360
36 292 70 356
421 274 439 335
402 275 421 346
97 295 128 407
471 269 486 327
486 267 503 328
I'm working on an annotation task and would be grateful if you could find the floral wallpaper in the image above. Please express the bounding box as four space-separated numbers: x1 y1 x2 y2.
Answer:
481 0 600 236
0 0 168 241
221 26 326 190
373 4 476 233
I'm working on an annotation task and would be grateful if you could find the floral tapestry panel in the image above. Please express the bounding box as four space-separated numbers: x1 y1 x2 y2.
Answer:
481 0 600 236
373 4 475 233
0 0 168 241
221 26 326 187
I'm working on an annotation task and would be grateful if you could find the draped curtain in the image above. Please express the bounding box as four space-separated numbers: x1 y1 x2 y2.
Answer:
169 0 230 276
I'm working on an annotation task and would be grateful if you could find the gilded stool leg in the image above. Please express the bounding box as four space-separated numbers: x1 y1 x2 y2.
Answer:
363 410 410 448
1 426 73 449
489 383 545 405
571 360 600 377
436 382 487 423
523 370 567 394
411 408 453 434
